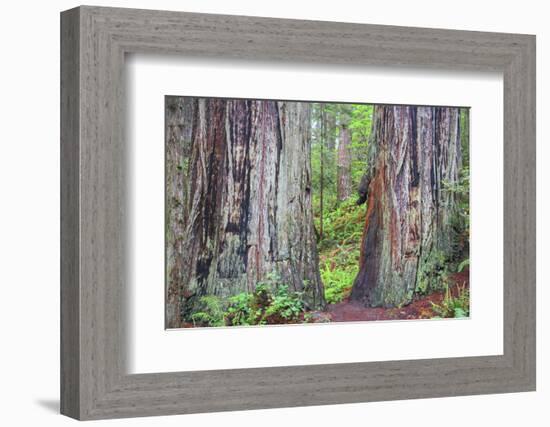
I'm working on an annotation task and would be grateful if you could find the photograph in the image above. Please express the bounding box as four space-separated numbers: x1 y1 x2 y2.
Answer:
165 96 470 329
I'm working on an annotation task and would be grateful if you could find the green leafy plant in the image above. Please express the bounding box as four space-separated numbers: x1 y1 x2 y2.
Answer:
430 283 470 318
321 261 358 303
264 284 305 323
223 274 307 326
314 198 365 304
190 295 226 327
224 292 255 326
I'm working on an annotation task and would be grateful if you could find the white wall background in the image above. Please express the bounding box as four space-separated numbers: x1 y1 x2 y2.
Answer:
0 0 546 425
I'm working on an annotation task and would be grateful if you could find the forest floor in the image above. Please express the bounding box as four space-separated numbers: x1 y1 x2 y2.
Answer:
310 269 470 323
179 269 469 328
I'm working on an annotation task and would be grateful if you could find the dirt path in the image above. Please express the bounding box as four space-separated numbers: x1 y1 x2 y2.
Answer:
316 269 469 322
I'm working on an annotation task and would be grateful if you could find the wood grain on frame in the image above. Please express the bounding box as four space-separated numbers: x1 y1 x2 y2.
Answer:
60 5 536 420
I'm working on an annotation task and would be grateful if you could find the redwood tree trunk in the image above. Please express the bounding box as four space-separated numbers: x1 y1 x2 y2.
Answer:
168 98 324 327
319 104 325 238
337 123 352 201
165 96 195 328
350 105 462 307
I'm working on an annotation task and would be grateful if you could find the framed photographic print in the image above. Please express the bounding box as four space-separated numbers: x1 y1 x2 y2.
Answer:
61 5 536 420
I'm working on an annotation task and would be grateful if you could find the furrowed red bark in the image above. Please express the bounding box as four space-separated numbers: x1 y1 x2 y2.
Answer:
351 105 462 308
168 98 324 327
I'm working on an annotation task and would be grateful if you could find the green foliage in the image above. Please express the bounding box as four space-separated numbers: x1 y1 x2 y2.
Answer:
316 199 365 249
189 274 308 328
264 284 305 322
315 199 365 303
348 104 373 188
224 292 255 326
310 103 373 214
191 274 307 327
321 262 358 304
430 283 470 318
309 103 373 305
190 295 226 327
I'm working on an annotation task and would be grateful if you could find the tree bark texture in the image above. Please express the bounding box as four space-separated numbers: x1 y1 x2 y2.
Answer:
167 98 325 326
165 96 195 328
337 124 352 201
351 105 462 307
319 104 325 238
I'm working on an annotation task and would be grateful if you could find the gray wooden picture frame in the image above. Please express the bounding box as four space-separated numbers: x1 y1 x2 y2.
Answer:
60 5 536 420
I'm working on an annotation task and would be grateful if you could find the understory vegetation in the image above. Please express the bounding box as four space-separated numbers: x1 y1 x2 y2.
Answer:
311 104 370 304
316 199 364 303
430 283 470 319
190 274 308 327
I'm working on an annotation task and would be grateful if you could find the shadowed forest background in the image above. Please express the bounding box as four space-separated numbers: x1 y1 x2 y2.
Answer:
165 97 470 329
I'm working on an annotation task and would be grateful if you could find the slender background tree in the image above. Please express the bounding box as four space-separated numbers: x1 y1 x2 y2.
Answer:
337 107 352 201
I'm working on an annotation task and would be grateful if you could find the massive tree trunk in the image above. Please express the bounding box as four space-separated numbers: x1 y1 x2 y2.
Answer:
165 96 195 329
337 123 352 201
350 105 462 308
168 98 324 327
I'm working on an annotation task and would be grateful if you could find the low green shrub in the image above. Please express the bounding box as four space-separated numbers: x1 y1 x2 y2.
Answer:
194 275 308 327
430 283 470 318
190 295 226 327
315 199 364 304
321 262 358 304
224 292 255 326
264 284 305 323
